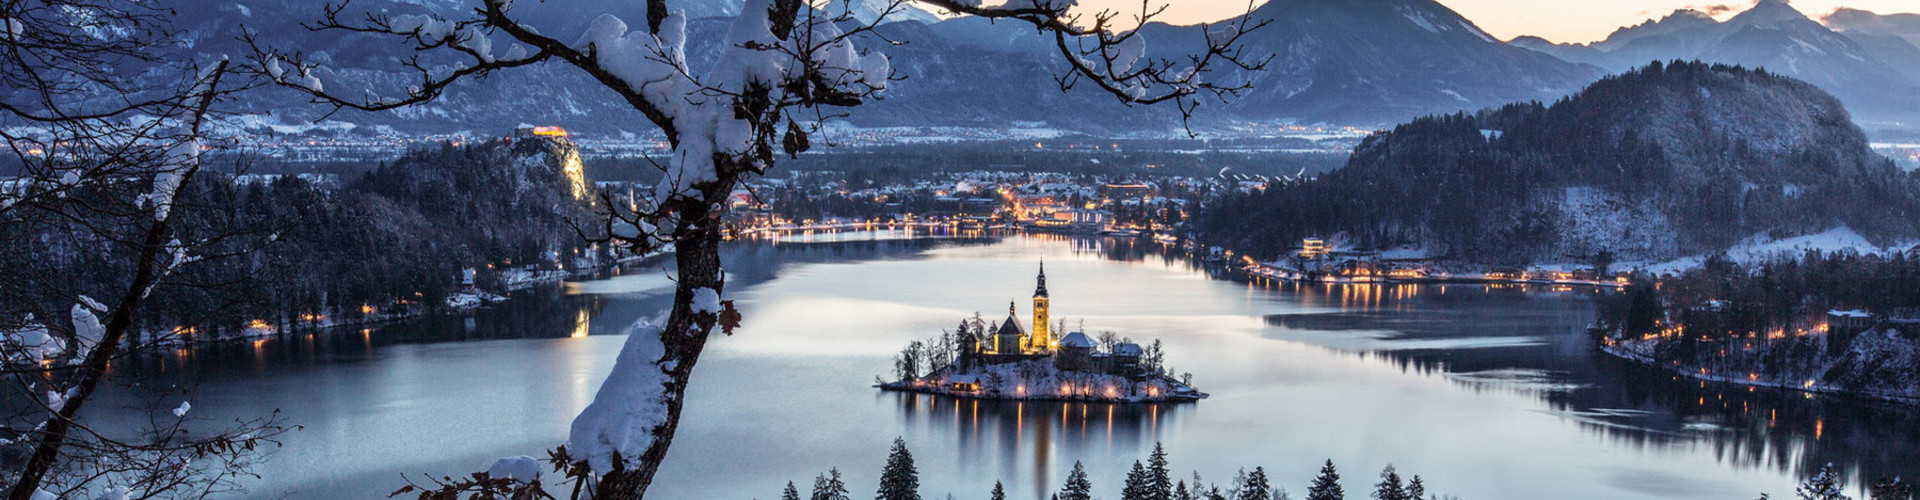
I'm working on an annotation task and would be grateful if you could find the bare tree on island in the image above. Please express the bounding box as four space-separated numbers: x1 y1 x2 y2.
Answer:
247 0 1267 497
2 2 292 498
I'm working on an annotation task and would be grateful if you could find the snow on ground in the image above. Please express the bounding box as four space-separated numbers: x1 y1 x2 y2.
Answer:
1376 246 1433 260
1620 226 1912 275
217 114 359 136
886 359 1205 403
1554 187 1681 261
487 455 543 483
1723 227 1885 261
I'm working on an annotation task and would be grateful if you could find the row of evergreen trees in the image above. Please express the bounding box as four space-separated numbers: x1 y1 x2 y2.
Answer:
775 439 1435 500
771 439 1919 499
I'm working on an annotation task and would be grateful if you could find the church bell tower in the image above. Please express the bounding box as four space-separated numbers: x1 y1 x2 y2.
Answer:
1031 260 1052 352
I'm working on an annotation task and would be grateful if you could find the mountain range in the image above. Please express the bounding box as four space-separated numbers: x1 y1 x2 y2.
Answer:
1508 0 1920 131
168 0 1920 139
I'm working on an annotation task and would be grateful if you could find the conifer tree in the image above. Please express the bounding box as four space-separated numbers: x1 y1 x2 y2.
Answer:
878 437 921 500
1060 461 1094 500
1372 465 1406 500
814 468 851 500
1149 443 1174 500
1307 460 1344 500
992 481 1007 500
1176 481 1192 500
1238 467 1272 500
1870 476 1911 500
1405 476 1425 500
1125 461 1154 500
1797 464 1850 500
783 481 802 500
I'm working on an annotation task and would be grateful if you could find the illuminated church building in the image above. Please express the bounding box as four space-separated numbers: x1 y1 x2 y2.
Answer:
963 262 1059 359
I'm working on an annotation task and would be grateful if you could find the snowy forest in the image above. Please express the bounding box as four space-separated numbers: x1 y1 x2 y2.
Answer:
1197 61 1920 264
1594 250 1920 403
3 138 602 341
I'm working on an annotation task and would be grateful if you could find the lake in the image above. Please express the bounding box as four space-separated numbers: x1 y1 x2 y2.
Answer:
104 231 1920 499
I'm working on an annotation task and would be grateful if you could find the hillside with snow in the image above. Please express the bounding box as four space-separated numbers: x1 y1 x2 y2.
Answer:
1198 61 1920 264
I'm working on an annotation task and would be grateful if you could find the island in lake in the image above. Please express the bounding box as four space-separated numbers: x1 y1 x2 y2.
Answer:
878 262 1207 403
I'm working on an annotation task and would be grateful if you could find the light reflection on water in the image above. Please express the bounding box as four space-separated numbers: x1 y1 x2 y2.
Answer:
89 231 1920 500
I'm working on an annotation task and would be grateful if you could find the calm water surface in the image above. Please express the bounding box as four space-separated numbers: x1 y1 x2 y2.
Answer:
106 231 1920 499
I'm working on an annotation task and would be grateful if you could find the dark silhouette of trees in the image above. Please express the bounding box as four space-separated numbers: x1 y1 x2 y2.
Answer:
877 437 921 500
1306 460 1344 500
1060 461 1094 500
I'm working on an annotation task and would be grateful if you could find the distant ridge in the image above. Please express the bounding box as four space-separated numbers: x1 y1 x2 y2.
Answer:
161 0 1602 137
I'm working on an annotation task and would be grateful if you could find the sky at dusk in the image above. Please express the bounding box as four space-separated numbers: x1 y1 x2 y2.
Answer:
1065 0 1920 43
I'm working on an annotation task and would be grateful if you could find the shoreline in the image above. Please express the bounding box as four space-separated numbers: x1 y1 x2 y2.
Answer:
874 380 1207 404
1597 338 1920 406
137 249 671 350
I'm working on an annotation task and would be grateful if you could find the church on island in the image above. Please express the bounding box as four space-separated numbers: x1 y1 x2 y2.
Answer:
878 261 1207 403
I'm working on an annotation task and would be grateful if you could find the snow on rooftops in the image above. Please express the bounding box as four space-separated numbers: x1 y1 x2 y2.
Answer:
1114 342 1143 357
1829 310 1872 318
1059 331 1095 348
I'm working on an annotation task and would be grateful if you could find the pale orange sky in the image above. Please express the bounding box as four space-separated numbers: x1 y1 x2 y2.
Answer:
1064 0 1920 43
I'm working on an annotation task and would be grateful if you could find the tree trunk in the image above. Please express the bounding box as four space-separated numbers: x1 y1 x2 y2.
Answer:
6 64 223 500
7 212 174 500
593 180 729 499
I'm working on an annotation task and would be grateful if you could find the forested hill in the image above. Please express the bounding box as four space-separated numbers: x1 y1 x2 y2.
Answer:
137 136 600 336
1198 61 1920 264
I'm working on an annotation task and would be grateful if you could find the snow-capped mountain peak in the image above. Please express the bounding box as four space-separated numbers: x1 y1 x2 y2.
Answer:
1727 0 1810 27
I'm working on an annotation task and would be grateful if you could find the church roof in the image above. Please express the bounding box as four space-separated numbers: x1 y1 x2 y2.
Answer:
1059 331 1095 348
996 313 1025 337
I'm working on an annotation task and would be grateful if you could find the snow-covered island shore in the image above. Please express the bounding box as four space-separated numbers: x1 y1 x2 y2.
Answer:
878 357 1207 403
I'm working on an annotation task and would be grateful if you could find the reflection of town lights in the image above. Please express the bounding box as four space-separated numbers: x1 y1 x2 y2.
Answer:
571 309 591 338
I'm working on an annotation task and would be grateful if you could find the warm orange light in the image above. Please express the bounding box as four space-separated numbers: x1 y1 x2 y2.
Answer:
532 126 569 137
247 319 270 329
